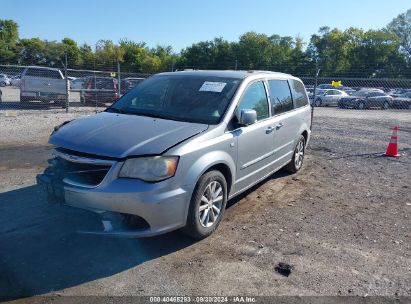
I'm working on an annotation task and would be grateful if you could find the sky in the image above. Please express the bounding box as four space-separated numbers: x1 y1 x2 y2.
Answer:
1 0 410 52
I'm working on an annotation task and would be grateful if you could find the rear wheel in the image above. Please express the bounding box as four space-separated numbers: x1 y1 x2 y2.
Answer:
57 99 67 109
315 98 322 107
182 170 227 239
382 101 389 110
20 95 31 105
284 135 306 174
358 101 365 110
0 82 6 87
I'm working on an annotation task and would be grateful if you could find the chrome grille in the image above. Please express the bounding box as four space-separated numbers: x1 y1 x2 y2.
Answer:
52 150 114 188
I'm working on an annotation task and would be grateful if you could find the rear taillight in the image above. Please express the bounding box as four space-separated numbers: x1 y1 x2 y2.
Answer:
87 81 92 97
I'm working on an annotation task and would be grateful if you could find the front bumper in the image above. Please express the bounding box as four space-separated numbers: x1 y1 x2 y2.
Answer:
36 166 192 237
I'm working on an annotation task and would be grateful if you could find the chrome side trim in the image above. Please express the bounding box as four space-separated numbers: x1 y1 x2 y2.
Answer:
54 150 116 166
241 150 273 169
240 140 294 170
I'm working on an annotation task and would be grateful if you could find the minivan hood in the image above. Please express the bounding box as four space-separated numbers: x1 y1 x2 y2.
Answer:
49 112 208 158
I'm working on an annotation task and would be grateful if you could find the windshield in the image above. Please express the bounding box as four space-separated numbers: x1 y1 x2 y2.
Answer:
109 74 242 124
316 89 328 96
351 91 369 97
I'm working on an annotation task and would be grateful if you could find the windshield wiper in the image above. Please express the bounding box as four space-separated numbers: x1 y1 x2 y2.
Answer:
105 107 126 114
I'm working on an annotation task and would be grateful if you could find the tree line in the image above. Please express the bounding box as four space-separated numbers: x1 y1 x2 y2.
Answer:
0 8 410 78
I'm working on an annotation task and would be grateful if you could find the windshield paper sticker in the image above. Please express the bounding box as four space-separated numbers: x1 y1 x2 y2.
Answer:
199 82 227 93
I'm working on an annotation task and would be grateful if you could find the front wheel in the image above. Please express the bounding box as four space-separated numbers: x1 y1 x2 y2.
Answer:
182 170 227 239
315 98 322 107
284 135 306 174
382 101 389 110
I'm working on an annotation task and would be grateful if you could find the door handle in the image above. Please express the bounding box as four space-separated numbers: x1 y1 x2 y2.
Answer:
266 126 274 134
276 123 284 130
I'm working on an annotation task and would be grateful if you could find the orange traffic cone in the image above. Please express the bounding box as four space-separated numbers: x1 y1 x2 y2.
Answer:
384 126 400 157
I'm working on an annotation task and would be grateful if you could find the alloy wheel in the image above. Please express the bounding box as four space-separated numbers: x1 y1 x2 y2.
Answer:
294 140 305 170
198 181 223 228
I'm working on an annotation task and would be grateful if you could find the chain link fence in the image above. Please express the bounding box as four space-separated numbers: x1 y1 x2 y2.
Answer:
0 64 149 112
1 64 410 112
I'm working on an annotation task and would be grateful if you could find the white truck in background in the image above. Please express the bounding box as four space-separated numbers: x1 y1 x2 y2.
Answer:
20 66 68 108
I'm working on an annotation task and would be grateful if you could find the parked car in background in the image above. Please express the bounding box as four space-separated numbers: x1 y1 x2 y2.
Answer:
10 75 21 87
0 74 10 87
37 70 312 239
317 84 335 90
20 66 67 108
392 92 411 109
120 77 144 95
387 88 411 98
70 77 85 90
338 90 393 109
359 88 385 93
314 89 349 107
81 76 119 104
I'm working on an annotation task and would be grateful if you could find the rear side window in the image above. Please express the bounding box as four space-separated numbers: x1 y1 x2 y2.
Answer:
25 68 62 79
370 92 380 97
47 70 62 79
237 81 269 121
290 79 309 108
267 80 293 115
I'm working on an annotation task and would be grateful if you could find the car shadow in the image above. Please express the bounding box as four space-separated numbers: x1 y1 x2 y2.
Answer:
0 184 195 300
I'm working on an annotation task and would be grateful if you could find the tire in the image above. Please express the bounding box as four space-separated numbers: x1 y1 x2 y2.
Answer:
0 82 6 87
20 95 31 104
182 170 227 239
358 101 365 110
315 98 322 107
57 99 67 109
382 101 389 110
284 135 306 174
408 104 411 110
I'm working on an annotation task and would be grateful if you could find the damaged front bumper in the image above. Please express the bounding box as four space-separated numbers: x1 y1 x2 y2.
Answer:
36 151 191 237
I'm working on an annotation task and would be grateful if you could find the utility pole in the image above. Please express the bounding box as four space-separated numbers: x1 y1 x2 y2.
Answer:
235 59 238 70
311 59 320 130
117 61 121 97
64 52 69 113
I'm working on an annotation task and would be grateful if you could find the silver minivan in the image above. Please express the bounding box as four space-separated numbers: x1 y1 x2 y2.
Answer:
20 66 67 108
37 70 311 239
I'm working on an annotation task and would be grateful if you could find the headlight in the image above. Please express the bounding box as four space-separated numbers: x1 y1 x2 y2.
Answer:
119 156 179 182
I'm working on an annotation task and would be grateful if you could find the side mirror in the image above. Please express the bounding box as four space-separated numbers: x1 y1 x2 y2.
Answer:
238 109 257 126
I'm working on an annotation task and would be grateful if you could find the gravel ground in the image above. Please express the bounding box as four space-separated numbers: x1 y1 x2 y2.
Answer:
0 107 410 300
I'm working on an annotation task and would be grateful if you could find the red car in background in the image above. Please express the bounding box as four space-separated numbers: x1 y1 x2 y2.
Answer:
81 76 119 105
